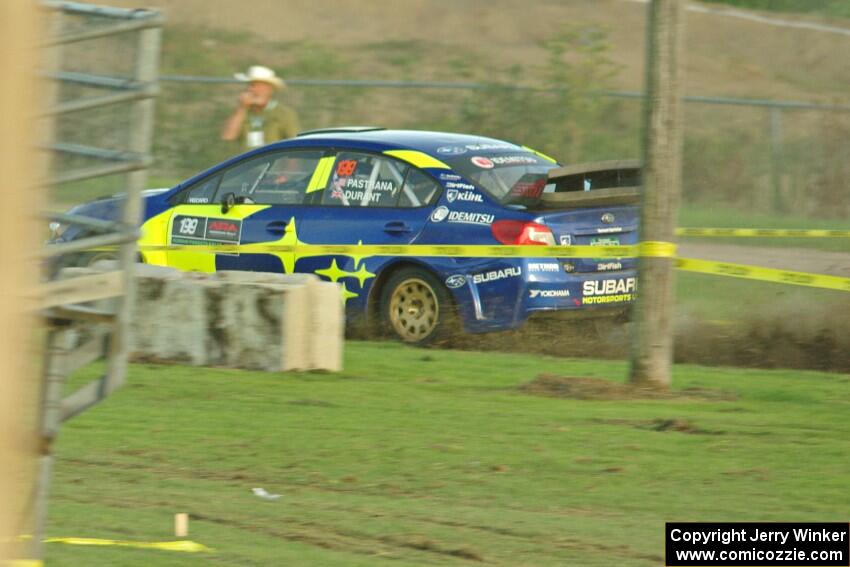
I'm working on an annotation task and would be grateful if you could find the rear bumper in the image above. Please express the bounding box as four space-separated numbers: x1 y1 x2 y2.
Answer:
522 270 637 312
456 263 637 333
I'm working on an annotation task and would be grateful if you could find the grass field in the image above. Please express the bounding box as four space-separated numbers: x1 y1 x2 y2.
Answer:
707 0 850 19
47 342 850 566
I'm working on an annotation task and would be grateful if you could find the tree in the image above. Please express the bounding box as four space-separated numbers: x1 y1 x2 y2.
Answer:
629 0 686 387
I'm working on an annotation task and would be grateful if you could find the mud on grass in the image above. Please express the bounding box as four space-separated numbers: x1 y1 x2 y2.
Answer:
439 296 850 373
519 374 736 402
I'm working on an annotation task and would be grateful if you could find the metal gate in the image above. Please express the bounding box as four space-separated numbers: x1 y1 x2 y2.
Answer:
30 2 163 563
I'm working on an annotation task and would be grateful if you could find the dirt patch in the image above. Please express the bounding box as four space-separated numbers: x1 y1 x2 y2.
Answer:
674 304 850 372
640 418 722 435
518 374 734 401
441 293 850 373
593 417 725 435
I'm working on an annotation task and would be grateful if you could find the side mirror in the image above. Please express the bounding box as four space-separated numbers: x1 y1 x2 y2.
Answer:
221 192 237 214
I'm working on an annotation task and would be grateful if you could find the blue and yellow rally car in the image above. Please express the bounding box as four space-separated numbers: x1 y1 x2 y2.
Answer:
54 128 639 343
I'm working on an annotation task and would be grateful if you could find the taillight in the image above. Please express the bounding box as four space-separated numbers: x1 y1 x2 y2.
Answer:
491 220 555 246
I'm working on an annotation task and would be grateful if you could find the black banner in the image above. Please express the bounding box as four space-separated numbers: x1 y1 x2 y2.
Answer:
171 215 242 245
666 523 849 566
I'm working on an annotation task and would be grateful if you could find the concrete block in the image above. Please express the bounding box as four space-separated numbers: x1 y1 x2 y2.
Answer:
57 264 344 372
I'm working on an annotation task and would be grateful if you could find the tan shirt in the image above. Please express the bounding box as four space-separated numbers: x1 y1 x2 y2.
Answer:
240 100 300 152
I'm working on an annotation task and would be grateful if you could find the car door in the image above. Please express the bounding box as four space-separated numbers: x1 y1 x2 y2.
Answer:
218 149 327 273
294 151 442 302
159 149 325 274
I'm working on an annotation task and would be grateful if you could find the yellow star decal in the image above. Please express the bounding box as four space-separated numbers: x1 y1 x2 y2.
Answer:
340 282 359 304
315 258 349 282
224 216 379 302
351 262 376 287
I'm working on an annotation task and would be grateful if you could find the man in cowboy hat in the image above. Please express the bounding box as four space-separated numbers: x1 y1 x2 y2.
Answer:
220 65 300 152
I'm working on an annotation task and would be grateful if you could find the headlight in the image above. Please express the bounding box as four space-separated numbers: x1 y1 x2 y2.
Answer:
48 221 68 241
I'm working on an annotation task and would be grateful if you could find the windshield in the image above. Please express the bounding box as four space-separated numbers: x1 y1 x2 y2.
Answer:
443 152 558 206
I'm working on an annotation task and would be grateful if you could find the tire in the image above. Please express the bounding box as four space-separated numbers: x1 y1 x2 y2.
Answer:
379 267 457 345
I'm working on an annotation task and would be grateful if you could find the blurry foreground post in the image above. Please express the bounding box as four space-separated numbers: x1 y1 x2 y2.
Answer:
629 0 685 387
0 0 42 565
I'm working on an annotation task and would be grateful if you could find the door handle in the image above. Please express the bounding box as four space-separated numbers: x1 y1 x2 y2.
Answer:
383 221 412 234
266 221 288 235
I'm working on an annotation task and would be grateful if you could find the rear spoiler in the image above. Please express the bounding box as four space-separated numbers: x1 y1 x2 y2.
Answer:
540 159 641 209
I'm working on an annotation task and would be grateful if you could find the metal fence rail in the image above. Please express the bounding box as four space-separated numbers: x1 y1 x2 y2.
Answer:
159 75 850 113
31 2 163 564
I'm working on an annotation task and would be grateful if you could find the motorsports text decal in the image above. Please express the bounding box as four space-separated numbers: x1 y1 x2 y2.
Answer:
581 277 636 305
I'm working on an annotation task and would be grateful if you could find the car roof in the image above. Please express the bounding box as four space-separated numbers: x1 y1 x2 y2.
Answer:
272 128 524 156
172 129 528 193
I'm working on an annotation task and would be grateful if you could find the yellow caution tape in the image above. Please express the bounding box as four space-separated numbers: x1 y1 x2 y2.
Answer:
638 241 677 258
677 257 850 292
134 242 637 258
5 561 43 567
44 537 212 553
89 241 850 292
676 227 850 238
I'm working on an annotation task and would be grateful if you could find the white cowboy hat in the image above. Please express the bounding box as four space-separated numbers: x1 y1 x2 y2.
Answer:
234 65 285 89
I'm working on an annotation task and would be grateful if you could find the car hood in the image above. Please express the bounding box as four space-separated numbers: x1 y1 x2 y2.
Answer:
54 188 171 242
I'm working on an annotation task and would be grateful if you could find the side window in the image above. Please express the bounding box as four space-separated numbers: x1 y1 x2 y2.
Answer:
399 169 440 208
321 152 407 207
178 174 221 205
217 150 323 205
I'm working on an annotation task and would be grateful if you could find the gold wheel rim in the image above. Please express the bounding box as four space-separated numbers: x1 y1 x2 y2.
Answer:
389 277 439 342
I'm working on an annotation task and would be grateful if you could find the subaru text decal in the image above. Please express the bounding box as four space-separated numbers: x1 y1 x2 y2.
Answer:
472 267 521 284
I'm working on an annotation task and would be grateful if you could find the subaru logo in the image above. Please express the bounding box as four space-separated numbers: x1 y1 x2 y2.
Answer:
560 235 572 246
445 275 466 288
601 213 615 224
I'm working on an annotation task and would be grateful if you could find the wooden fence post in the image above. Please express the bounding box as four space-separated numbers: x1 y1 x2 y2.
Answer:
0 1 43 564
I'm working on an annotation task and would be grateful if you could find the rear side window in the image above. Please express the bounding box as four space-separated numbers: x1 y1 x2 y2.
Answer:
443 151 558 207
322 152 407 208
399 169 440 208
